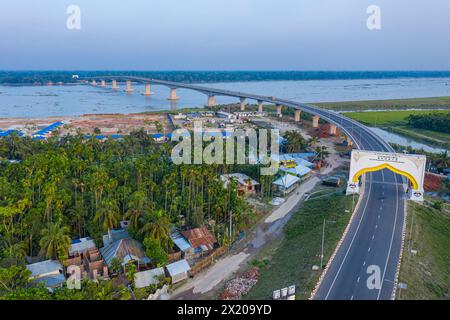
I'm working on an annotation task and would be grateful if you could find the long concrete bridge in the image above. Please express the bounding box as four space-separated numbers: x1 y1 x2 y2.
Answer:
84 76 406 300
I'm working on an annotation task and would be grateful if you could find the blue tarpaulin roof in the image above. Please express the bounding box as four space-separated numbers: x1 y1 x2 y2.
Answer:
35 122 64 136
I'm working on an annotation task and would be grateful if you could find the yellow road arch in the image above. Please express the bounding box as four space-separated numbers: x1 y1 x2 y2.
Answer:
352 163 419 190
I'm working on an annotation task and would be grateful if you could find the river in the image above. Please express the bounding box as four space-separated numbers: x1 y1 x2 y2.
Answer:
1 77 450 118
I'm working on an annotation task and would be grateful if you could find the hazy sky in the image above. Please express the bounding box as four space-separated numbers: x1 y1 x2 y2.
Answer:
1 0 449 70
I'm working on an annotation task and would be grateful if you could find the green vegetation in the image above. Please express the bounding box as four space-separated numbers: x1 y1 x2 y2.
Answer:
0 130 267 299
342 110 438 126
397 200 450 300
343 110 450 149
407 112 450 134
316 96 450 111
246 193 356 300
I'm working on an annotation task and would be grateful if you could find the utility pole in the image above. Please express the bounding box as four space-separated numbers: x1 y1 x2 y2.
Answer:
321 220 336 269
321 219 326 269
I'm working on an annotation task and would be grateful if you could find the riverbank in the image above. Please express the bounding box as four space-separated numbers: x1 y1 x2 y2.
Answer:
317 96 450 112
343 110 450 151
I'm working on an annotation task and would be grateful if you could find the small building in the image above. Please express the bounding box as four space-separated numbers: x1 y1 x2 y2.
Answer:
171 228 194 259
221 173 259 196
100 229 150 270
322 176 342 187
134 267 165 289
65 237 108 280
181 226 216 254
166 259 191 284
280 164 312 178
217 111 237 122
69 237 96 257
273 174 301 196
26 260 65 290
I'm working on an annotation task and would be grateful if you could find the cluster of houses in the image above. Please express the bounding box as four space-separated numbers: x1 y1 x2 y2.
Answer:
25 223 219 293
219 152 316 198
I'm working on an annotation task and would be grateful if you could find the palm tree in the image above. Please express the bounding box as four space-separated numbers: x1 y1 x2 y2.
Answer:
94 199 120 232
124 191 147 230
39 222 71 260
308 136 319 147
140 209 171 245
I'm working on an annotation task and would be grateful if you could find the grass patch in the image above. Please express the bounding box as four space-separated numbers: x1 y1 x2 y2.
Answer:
245 193 356 300
397 200 450 300
315 96 450 111
342 110 441 126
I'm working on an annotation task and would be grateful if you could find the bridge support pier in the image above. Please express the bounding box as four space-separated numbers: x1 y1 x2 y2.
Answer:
294 110 301 122
258 100 263 113
168 88 179 100
112 80 118 90
276 104 283 117
312 115 319 128
240 98 246 111
100 80 106 88
144 84 154 96
329 124 337 135
126 80 133 94
207 95 217 107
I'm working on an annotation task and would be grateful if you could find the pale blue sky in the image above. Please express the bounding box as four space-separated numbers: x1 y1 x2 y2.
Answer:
1 0 449 70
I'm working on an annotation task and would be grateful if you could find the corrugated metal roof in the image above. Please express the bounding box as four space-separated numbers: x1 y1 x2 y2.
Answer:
171 229 192 252
166 259 191 276
69 237 96 256
273 174 301 189
280 165 312 177
181 226 216 251
26 260 63 278
134 267 165 289
100 238 149 267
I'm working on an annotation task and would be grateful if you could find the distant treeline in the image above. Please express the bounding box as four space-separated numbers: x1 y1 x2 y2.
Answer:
2 70 450 85
407 112 450 134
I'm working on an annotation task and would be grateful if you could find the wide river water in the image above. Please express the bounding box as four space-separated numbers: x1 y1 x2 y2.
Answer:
1 77 449 118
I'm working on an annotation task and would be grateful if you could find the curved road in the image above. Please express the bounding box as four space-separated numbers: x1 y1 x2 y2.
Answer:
86 76 406 300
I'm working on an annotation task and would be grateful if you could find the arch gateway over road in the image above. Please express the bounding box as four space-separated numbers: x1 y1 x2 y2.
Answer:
84 76 416 300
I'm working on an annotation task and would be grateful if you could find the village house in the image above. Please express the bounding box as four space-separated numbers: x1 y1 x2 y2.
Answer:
165 259 191 284
64 237 108 280
272 174 301 196
181 226 217 256
100 229 150 271
171 228 195 260
221 173 259 196
26 260 66 291
134 267 165 289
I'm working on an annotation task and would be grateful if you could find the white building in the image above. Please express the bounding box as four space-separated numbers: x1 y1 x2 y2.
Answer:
166 259 191 284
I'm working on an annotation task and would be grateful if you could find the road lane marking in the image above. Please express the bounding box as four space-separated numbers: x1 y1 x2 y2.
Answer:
377 171 400 300
323 174 373 299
